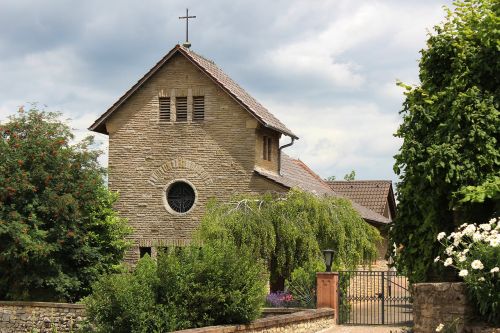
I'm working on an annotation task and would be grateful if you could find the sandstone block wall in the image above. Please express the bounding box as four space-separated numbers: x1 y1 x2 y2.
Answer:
172 308 335 333
412 282 489 333
0 301 86 333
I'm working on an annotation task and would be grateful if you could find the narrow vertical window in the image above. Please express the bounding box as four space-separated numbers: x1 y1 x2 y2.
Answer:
176 96 188 122
193 96 205 121
267 137 272 161
263 136 267 160
159 97 170 121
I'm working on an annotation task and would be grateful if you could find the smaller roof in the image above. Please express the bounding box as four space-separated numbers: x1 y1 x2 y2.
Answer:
89 45 297 139
327 180 396 219
255 155 391 225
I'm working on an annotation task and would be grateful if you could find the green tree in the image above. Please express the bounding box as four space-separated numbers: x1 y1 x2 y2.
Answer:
0 106 131 301
197 189 381 291
391 0 499 283
344 170 356 181
325 170 356 182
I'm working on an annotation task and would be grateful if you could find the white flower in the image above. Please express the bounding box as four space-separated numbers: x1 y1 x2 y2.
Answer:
478 277 485 282
471 260 484 270
444 258 453 267
458 255 466 262
436 323 444 332
480 223 491 231
490 217 498 224
459 269 468 277
472 232 483 242
437 232 446 241
490 237 499 247
434 256 440 263
462 249 469 254
464 224 476 236
490 267 499 273
460 223 468 229
446 246 454 255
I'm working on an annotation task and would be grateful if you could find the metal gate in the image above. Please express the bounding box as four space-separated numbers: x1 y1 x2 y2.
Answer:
337 271 412 325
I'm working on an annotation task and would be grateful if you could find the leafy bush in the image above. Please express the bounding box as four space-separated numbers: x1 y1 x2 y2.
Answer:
83 256 168 333
435 217 500 324
0 107 130 301
156 242 267 328
284 259 325 308
84 242 268 332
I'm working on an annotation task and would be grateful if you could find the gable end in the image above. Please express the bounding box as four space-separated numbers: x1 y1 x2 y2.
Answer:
89 45 298 140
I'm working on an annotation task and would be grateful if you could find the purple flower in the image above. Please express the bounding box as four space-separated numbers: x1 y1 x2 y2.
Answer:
266 292 294 307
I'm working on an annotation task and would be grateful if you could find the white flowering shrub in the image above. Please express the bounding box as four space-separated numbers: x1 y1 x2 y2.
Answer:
435 217 500 324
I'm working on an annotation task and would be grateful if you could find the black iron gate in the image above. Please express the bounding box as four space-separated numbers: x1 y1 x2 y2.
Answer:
337 271 412 325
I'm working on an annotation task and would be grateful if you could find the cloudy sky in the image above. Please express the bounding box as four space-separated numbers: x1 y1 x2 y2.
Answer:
0 0 454 183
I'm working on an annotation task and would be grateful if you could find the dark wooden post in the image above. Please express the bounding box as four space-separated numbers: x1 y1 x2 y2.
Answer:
316 272 339 314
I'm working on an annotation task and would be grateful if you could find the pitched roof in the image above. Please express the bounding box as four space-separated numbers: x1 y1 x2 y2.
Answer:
327 180 396 219
255 155 391 225
89 45 297 139
255 155 333 195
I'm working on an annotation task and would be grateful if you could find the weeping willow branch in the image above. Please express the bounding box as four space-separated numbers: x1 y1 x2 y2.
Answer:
196 189 382 284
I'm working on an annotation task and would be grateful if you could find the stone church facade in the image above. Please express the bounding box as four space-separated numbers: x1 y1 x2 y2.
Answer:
90 45 393 263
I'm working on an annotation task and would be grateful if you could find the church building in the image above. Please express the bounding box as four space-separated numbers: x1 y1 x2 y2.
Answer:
89 44 393 263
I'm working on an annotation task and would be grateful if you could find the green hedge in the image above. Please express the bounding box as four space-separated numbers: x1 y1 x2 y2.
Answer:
84 242 267 332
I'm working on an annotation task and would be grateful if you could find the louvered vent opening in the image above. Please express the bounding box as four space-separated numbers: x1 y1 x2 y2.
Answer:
193 96 205 121
159 97 171 121
176 97 187 122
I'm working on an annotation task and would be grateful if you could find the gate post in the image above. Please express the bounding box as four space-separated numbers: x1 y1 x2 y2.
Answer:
316 272 339 314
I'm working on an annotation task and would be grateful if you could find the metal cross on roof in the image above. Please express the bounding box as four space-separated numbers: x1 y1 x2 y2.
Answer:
179 8 196 48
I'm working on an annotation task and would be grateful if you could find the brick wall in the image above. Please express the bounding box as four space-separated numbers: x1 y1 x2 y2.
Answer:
0 301 86 333
172 308 334 333
105 53 287 263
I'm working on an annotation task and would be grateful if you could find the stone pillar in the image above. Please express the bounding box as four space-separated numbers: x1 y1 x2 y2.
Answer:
413 282 473 333
316 272 338 314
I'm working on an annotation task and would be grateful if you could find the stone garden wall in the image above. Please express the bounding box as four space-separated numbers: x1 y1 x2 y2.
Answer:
413 283 499 333
173 308 335 333
0 302 333 333
0 301 86 333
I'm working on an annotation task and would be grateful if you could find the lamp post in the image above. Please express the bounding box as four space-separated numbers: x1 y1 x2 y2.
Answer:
322 249 335 272
317 249 338 311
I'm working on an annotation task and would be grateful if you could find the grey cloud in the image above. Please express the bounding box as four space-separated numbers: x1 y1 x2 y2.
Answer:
0 0 454 184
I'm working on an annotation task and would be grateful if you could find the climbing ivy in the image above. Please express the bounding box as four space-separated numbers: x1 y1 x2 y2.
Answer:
390 0 499 283
196 189 381 290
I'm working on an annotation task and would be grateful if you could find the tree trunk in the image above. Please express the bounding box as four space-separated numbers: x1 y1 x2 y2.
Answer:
270 275 285 292
269 256 286 292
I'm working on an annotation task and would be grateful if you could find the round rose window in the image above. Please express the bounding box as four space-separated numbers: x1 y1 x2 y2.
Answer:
166 181 196 213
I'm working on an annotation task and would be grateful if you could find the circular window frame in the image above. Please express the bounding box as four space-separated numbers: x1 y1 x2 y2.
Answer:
162 179 198 216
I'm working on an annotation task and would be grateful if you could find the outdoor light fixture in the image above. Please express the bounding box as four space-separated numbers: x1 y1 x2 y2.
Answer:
322 249 335 272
